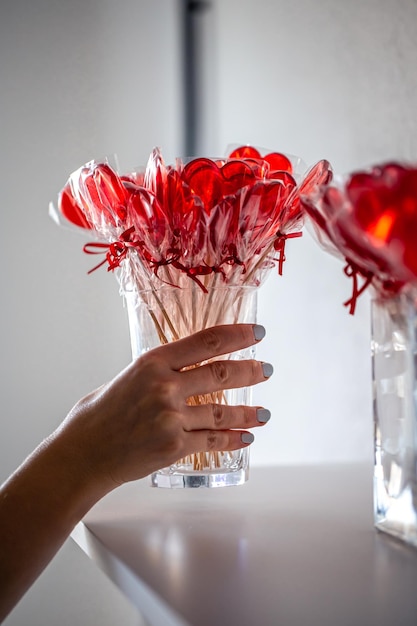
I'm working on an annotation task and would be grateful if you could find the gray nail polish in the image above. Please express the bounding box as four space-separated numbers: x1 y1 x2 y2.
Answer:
262 362 274 378
241 432 254 444
257 408 271 423
253 324 266 341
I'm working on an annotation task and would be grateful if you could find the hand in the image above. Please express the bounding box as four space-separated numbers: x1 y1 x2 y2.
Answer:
0 323 272 620
56 323 272 491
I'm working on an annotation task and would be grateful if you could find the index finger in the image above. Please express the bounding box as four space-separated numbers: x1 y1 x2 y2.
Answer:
155 324 266 371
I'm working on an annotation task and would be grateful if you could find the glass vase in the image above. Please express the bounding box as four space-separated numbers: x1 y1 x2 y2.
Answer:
124 283 258 488
372 293 417 547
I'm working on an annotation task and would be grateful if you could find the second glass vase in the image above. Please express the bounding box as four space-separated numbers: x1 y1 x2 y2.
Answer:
372 293 417 547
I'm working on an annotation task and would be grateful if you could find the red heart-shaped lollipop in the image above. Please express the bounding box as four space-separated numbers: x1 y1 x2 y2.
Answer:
264 152 293 175
182 158 224 214
58 182 91 229
221 159 256 196
127 186 168 260
228 145 262 160
76 162 128 227
346 164 417 281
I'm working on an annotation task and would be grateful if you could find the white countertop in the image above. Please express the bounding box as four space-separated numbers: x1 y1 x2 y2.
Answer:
72 464 417 626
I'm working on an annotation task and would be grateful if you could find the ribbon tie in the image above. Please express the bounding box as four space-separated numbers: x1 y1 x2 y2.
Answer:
83 226 139 274
274 231 303 275
343 261 373 315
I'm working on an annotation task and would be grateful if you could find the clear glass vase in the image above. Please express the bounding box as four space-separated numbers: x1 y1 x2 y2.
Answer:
124 284 258 488
372 293 417 547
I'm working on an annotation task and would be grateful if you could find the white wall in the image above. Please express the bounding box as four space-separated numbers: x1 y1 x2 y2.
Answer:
214 0 417 172
209 0 417 467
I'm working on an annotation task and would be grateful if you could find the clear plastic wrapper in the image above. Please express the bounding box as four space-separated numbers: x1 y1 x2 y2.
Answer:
301 161 417 313
51 145 331 293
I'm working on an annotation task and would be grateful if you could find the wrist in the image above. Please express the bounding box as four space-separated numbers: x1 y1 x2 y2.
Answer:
37 428 115 524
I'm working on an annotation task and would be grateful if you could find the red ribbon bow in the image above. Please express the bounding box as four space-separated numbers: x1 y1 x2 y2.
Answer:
274 231 303 275
343 261 374 315
83 226 139 274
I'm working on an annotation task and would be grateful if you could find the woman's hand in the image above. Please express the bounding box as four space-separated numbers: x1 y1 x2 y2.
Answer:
0 323 272 620
59 323 273 491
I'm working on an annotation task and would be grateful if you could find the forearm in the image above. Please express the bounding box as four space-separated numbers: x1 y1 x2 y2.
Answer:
0 431 110 622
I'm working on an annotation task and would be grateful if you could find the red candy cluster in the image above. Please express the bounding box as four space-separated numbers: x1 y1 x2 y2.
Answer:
302 161 417 313
57 146 320 289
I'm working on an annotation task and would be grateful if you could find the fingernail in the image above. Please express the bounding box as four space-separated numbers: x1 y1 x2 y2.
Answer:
253 324 266 341
241 432 254 444
262 362 274 378
257 408 271 423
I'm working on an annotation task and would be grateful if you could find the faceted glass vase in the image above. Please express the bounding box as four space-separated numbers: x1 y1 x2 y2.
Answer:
372 293 417 547
124 284 258 488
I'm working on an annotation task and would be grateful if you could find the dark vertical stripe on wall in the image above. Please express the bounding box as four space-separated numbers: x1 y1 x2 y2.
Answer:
182 0 211 156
